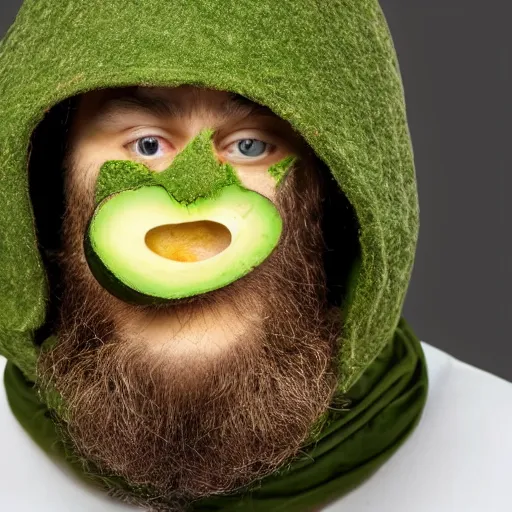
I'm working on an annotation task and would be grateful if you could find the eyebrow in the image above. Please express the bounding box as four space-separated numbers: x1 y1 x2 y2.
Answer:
94 90 275 125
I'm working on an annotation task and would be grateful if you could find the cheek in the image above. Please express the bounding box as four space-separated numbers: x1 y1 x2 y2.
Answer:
64 155 102 222
67 159 100 204
69 135 129 187
65 146 90 183
235 167 278 202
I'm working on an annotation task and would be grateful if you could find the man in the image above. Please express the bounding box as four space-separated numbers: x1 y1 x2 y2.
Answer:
0 1 510 512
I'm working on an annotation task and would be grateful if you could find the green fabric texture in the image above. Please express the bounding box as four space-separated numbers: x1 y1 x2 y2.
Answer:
0 0 420 390
5 317 427 511
0 0 429 509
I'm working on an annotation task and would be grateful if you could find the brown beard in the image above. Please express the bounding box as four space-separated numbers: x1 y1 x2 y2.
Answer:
36 158 342 511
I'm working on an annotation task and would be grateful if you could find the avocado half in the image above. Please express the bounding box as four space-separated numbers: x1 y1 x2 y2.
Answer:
84 184 283 304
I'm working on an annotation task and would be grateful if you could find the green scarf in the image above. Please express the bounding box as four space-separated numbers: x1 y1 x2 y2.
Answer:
0 0 429 509
4 317 427 510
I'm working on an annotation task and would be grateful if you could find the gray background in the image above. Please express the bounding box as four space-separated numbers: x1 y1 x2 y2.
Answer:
1 1 511 382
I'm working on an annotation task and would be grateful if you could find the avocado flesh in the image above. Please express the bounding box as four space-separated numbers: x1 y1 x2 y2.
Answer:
85 184 282 302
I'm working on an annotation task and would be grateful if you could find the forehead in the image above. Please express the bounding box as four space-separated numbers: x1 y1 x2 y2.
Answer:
77 85 278 122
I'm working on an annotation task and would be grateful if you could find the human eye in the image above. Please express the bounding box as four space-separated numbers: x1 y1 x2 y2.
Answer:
223 138 274 162
125 135 172 159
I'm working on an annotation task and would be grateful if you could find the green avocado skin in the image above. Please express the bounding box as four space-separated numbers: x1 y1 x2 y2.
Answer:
83 218 172 306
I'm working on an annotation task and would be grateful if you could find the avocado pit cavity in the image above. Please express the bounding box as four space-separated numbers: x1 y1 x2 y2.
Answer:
145 221 232 262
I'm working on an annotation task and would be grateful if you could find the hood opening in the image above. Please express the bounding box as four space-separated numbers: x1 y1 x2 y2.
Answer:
28 95 79 346
27 89 361 344
319 160 361 309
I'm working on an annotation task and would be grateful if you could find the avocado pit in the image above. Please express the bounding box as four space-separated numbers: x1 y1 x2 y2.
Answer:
145 220 232 262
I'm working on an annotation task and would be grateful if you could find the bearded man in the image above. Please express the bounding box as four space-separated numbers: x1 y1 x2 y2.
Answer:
0 1 510 512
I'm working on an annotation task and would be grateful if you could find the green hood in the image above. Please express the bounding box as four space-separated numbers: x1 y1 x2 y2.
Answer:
0 0 428 510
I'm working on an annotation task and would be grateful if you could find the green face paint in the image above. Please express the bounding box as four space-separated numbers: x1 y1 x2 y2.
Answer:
94 128 241 205
84 129 287 304
268 155 298 186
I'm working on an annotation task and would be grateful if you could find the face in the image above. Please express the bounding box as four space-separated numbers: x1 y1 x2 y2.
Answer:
36 85 342 510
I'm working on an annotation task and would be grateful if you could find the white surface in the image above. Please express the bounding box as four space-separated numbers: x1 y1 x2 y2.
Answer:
324 342 512 512
1 342 511 511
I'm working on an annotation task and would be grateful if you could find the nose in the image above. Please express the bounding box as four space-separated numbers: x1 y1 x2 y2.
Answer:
155 128 239 205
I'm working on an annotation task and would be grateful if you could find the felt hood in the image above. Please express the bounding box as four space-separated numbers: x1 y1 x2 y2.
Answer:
0 0 428 510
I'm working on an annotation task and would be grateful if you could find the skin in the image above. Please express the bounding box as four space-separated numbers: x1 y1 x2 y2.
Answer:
36 85 342 511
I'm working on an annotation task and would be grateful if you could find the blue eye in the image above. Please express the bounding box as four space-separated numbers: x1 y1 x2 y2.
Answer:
136 137 161 157
237 139 268 157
